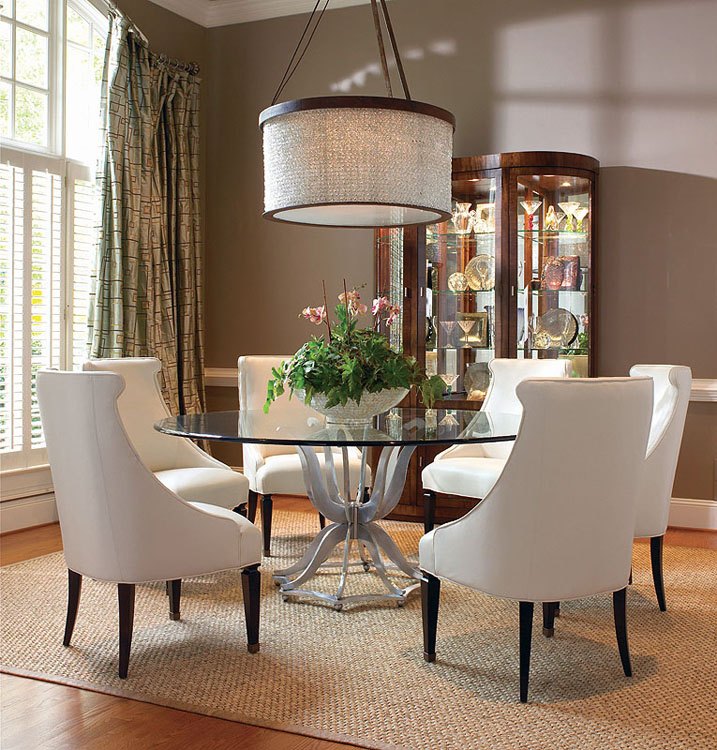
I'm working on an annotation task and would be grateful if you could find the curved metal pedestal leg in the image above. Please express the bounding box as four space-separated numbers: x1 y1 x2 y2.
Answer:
276 444 420 609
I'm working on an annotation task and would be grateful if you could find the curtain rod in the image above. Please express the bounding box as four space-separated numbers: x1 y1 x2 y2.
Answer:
100 0 149 45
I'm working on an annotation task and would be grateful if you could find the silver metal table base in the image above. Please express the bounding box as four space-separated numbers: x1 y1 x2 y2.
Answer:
273 443 420 609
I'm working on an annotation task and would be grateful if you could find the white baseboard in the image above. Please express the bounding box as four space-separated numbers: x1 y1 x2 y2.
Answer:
0 494 58 534
668 497 717 530
0 493 713 535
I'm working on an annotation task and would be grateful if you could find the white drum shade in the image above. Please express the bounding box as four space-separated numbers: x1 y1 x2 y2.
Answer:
260 97 455 228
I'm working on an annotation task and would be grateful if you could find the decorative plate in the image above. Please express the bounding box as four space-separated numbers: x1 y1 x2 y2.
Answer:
464 254 495 291
448 272 469 292
537 308 579 348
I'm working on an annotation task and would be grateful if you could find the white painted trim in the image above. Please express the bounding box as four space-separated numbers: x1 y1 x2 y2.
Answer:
691 379 717 403
668 497 717 530
205 367 239 388
0 465 54 502
147 0 375 28
0 494 58 534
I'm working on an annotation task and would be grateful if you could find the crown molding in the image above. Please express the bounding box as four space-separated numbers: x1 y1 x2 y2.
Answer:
147 0 375 28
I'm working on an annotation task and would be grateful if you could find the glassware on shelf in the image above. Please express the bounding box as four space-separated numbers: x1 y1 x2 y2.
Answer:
520 199 542 230
457 319 475 347
472 202 495 233
545 205 565 231
438 373 458 393
573 206 589 232
558 201 581 231
448 272 469 291
439 411 460 427
465 254 495 291
440 320 456 346
451 202 473 234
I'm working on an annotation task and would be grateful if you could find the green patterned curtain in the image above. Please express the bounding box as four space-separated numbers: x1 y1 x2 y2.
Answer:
89 13 205 414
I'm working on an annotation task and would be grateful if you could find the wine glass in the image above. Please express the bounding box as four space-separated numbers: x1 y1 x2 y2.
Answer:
457 319 475 347
520 199 542 231
451 202 472 234
573 206 589 232
558 201 580 231
440 320 456 346
438 373 458 394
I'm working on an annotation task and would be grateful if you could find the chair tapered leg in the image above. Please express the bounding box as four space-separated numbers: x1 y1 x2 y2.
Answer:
117 583 136 679
247 490 258 524
423 490 436 534
241 564 261 654
613 587 632 677
650 535 666 611
168 579 181 621
519 601 534 703
319 513 326 529
234 504 248 517
261 495 273 556
421 571 440 662
63 570 82 647
542 601 558 637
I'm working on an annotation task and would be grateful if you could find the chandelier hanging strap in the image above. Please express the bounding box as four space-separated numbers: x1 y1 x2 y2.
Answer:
370 0 393 97
271 0 329 105
379 0 411 101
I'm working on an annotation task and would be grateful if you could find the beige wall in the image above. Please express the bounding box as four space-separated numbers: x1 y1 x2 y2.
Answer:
122 0 717 501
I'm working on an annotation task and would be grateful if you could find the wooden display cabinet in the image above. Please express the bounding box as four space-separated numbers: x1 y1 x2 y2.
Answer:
375 151 599 524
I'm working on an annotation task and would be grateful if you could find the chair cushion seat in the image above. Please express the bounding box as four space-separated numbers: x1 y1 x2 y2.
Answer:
188 502 262 567
421 456 506 499
253 451 369 496
155 468 249 510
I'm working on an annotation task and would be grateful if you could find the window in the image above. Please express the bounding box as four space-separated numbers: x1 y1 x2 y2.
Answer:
0 0 107 472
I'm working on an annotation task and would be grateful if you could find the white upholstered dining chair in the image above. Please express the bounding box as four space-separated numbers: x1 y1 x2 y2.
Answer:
421 358 571 531
419 377 653 703
238 355 370 555
37 369 263 679
630 364 692 610
84 358 249 513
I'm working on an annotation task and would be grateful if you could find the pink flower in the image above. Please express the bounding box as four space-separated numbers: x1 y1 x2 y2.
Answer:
339 289 366 317
372 296 391 315
386 304 401 326
301 305 326 325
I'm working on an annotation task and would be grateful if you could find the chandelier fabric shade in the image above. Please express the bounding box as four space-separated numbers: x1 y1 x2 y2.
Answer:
260 96 455 228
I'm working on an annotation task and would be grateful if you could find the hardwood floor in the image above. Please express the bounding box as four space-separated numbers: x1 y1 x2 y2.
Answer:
1 498 715 749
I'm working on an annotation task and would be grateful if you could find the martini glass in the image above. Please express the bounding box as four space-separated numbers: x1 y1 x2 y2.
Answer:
458 319 475 347
520 199 542 231
573 206 589 232
439 411 460 428
440 320 456 346
558 201 580 232
438 373 458 394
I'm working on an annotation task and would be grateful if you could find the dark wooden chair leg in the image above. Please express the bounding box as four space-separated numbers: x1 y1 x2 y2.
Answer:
168 579 181 621
261 495 273 556
628 566 633 585
650 535 666 611
247 490 258 524
117 583 136 679
542 601 558 637
63 570 82 647
423 490 436 534
241 564 261 654
613 587 632 677
234 504 248 517
421 571 440 662
319 513 326 529
519 601 534 703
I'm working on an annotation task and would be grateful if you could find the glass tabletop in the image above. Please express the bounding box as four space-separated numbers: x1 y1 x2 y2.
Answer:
155 408 521 448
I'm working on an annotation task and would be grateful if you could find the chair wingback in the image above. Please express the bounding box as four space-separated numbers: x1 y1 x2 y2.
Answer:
38 370 250 582
424 378 653 602
83 358 220 472
238 355 321 460
630 365 692 537
482 358 572 414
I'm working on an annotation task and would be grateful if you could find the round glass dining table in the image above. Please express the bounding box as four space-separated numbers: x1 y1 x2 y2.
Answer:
155 407 520 610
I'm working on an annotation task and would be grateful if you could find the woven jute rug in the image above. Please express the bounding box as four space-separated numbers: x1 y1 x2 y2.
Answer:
1 509 716 750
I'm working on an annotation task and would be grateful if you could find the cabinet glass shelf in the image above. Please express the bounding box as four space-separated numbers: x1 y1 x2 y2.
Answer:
433 289 496 296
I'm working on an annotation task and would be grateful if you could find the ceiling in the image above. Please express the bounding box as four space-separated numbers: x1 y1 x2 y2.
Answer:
147 0 376 28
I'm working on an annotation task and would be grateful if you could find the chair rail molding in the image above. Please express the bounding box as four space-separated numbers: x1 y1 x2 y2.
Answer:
147 0 374 28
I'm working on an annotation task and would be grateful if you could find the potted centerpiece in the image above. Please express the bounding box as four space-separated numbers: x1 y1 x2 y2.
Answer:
264 284 445 425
